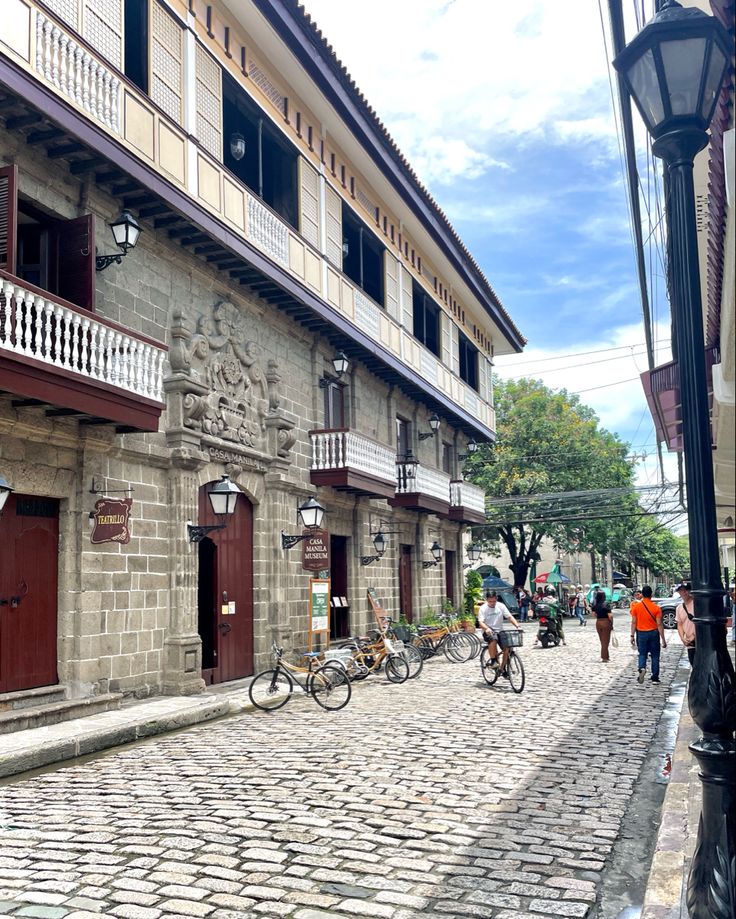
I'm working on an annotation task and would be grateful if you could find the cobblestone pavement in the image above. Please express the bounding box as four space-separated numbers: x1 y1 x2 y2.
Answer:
0 619 683 919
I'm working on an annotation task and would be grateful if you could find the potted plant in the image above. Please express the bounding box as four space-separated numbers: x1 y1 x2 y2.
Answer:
463 569 483 629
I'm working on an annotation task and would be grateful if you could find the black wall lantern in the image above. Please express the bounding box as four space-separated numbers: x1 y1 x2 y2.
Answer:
422 540 443 569
361 530 387 566
281 496 326 550
319 352 350 387
418 413 441 440
613 4 734 915
187 475 241 543
96 210 142 272
0 475 14 516
458 439 479 461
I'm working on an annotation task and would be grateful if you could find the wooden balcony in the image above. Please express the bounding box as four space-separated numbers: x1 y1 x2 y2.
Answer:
0 270 166 432
390 460 451 516
449 480 486 524
309 429 398 498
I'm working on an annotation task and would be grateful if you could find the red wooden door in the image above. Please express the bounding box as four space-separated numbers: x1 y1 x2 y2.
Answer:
0 494 59 693
198 484 253 682
399 545 414 623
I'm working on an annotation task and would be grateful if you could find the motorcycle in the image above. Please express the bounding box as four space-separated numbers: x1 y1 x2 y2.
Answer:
535 602 562 648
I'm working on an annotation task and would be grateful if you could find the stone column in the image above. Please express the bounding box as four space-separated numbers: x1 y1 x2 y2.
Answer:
162 453 206 695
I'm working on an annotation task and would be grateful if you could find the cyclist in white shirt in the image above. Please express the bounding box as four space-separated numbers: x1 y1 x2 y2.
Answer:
477 590 520 677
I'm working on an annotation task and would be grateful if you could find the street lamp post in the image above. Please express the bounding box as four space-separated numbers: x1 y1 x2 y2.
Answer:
614 4 735 916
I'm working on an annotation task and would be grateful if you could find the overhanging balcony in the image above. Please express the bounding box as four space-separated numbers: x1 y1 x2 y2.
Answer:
641 345 719 451
449 480 486 525
309 429 397 498
0 271 166 432
390 461 451 516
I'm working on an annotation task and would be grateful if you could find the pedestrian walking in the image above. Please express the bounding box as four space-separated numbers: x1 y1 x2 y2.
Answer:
592 590 614 661
674 581 696 665
574 584 587 626
515 586 530 622
630 585 667 684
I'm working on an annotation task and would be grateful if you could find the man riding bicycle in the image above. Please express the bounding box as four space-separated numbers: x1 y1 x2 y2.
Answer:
477 590 521 677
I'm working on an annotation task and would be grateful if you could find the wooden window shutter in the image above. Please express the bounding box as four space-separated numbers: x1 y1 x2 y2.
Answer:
450 323 460 375
83 0 123 70
0 165 18 274
298 157 320 250
56 214 96 312
195 43 222 160
478 352 488 402
400 264 413 330
150 2 184 124
325 183 342 269
440 311 452 369
384 251 399 322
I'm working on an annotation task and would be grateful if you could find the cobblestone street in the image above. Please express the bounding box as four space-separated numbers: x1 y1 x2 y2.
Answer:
0 619 684 919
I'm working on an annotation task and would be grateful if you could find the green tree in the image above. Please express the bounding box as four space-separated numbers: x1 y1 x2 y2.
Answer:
626 522 689 578
467 378 636 587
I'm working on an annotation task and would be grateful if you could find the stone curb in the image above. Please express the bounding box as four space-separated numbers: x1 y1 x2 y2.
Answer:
0 688 259 780
641 695 701 919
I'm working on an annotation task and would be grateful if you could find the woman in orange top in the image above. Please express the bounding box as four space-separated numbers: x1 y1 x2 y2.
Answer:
629 585 667 684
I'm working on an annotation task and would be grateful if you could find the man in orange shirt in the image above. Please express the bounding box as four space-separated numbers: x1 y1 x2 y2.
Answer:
630 584 667 684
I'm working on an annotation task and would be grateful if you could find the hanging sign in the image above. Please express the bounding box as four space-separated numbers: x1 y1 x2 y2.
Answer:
90 497 133 545
301 528 330 571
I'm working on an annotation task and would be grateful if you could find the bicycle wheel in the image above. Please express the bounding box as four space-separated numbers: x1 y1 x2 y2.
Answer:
466 632 483 659
400 644 424 680
413 636 436 659
384 655 409 683
507 652 525 694
249 669 294 710
480 646 499 686
310 663 352 711
443 633 475 663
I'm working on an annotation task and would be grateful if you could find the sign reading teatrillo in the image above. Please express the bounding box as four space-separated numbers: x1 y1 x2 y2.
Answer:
90 498 133 545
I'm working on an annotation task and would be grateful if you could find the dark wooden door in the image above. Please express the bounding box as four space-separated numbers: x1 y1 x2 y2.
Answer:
198 484 253 682
445 550 456 606
399 545 413 623
329 536 349 639
0 494 59 693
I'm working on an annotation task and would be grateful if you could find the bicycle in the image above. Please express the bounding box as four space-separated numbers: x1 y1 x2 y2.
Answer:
480 628 525 693
249 643 352 711
336 633 412 682
413 613 478 663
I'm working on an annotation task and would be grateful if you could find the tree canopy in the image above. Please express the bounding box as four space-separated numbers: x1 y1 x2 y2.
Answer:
466 377 685 586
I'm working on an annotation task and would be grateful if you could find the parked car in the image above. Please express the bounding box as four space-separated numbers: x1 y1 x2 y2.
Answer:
654 596 680 630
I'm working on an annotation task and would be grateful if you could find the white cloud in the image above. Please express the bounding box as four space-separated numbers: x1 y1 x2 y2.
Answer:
301 0 621 188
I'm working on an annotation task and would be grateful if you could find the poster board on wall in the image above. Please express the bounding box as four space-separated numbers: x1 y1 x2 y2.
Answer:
308 578 330 650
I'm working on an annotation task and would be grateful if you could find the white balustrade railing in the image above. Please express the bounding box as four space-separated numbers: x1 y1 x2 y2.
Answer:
247 195 289 267
396 461 451 502
310 430 397 485
450 480 486 516
0 275 165 402
35 11 121 134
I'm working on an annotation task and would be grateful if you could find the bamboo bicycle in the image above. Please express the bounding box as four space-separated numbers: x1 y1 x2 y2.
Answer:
249 643 352 711
336 633 412 682
413 613 478 662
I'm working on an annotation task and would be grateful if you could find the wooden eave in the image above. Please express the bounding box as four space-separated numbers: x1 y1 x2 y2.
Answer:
389 493 451 517
309 468 397 500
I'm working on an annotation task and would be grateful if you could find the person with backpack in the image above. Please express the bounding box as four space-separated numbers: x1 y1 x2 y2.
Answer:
630 584 667 684
674 581 695 665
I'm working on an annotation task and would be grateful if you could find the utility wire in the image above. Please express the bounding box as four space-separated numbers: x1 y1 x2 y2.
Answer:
494 339 670 367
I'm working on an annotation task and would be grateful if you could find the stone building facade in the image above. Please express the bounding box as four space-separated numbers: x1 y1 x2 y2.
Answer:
0 0 525 714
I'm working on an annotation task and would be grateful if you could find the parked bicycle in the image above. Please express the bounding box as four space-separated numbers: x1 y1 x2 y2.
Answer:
249 643 352 711
480 628 525 693
336 632 414 682
413 613 479 662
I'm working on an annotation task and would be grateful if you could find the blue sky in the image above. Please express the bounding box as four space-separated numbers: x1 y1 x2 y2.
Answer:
301 0 674 486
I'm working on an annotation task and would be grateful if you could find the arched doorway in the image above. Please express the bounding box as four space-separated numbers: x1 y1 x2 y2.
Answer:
197 482 253 683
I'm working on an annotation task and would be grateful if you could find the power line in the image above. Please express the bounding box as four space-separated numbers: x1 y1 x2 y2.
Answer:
494 339 670 368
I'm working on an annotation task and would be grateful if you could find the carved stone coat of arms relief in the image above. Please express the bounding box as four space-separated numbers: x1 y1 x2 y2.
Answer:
164 300 297 461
